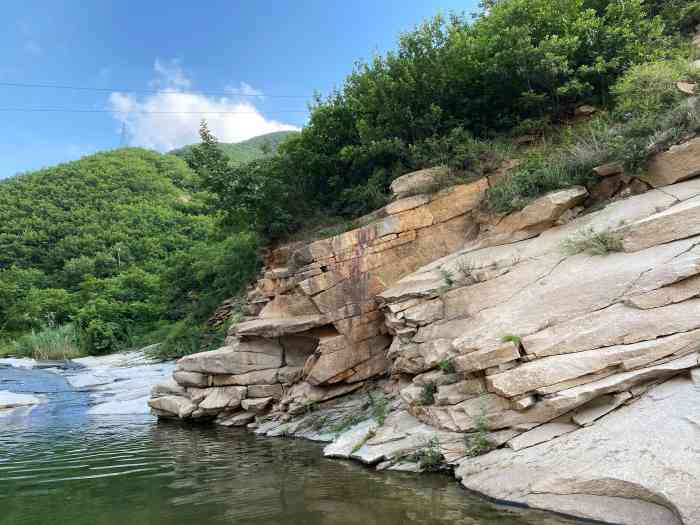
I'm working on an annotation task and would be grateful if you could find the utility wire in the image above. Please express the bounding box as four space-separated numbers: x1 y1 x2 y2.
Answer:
0 107 308 115
0 81 311 99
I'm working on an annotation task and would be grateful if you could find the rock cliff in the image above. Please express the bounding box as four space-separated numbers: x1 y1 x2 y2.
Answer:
150 145 700 525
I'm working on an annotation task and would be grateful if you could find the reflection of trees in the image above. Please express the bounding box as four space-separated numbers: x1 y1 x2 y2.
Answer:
148 420 581 525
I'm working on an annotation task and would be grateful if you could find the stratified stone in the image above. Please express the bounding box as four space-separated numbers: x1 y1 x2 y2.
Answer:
435 379 486 406
217 411 255 427
210 368 278 386
507 418 579 451
235 315 329 338
571 392 631 427
151 379 186 397
619 195 700 252
640 137 700 188
198 386 247 411
625 274 700 309
247 384 283 400
390 167 449 199
148 395 196 418
177 339 283 375
241 397 273 414
173 371 209 388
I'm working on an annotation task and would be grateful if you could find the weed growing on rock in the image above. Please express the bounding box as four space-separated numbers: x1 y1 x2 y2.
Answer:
309 414 329 432
409 437 443 471
351 429 376 454
420 382 437 406
368 392 389 426
439 268 455 288
438 359 456 374
465 399 494 457
454 257 479 285
501 335 522 346
562 227 623 256
331 413 366 435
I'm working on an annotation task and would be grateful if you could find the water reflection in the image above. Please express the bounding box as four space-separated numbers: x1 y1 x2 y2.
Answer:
0 370 583 525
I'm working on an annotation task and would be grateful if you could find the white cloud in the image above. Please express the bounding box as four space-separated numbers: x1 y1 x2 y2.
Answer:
109 59 299 151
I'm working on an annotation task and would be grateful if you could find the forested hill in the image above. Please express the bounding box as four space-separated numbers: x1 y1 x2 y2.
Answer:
170 130 298 164
0 148 258 355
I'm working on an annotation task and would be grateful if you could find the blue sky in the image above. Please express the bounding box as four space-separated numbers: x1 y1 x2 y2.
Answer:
0 1 478 179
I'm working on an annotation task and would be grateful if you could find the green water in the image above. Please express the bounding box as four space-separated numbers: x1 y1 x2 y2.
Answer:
0 367 585 525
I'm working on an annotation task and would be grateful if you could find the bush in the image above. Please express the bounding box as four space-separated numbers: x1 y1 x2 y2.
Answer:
562 227 623 255
420 382 437 405
612 59 700 118
4 324 83 360
485 154 595 213
148 319 228 360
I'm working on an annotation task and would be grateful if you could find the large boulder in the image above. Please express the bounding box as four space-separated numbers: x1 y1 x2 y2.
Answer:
640 137 700 188
456 376 700 525
177 338 283 375
390 167 449 199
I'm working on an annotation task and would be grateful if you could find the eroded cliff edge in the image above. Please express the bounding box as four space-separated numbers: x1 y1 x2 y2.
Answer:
149 145 700 525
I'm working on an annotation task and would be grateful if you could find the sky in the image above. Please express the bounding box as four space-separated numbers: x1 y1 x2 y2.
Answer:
0 0 479 179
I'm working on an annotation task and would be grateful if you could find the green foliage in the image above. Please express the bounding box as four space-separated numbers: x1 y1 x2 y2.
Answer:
485 154 596 213
148 319 229 360
501 334 522 345
172 130 298 165
420 382 437 406
465 403 494 457
331 413 366 435
612 59 700 118
368 391 390 426
0 323 83 360
562 227 623 255
195 1 673 235
0 147 259 356
409 437 443 471
437 359 456 374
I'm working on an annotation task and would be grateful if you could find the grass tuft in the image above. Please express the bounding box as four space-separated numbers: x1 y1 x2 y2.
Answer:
561 228 623 256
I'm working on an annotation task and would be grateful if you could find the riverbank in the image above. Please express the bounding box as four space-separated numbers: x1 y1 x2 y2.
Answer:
0 358 588 525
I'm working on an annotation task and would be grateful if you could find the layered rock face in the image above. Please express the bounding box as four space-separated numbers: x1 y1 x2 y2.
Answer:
151 144 700 524
150 168 490 421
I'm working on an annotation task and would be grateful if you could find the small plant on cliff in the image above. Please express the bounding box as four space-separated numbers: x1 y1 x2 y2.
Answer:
420 382 438 406
368 391 390 426
351 428 376 454
438 359 456 374
562 227 623 256
465 400 494 457
455 257 479 285
501 334 522 346
331 413 366 435
439 268 455 288
409 437 443 471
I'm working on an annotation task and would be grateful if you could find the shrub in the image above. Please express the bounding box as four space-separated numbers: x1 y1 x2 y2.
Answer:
437 359 456 374
420 382 437 406
5 324 83 360
485 155 594 214
562 227 623 255
368 392 390 426
611 59 700 119
465 404 494 457
501 334 522 346
409 437 443 471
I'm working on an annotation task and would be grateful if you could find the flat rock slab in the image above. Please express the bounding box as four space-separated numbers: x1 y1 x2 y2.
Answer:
456 376 700 525
235 316 329 338
0 391 43 410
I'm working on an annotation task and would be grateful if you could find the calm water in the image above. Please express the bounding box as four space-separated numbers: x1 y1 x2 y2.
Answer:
0 367 584 525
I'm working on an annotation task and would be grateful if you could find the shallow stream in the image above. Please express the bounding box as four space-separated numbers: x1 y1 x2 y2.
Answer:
0 365 585 525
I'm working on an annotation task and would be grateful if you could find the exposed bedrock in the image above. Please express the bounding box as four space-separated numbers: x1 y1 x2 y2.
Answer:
150 158 700 524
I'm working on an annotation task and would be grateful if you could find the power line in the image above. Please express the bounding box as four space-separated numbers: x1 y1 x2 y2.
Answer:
0 81 312 99
0 107 308 115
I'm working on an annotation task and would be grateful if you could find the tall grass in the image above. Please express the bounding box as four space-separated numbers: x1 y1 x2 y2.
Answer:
0 324 83 360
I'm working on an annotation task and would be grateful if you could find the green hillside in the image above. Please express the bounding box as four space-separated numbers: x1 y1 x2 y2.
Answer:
171 130 298 164
0 148 258 356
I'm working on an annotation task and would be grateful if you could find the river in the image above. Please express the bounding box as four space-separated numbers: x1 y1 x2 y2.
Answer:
0 363 586 525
